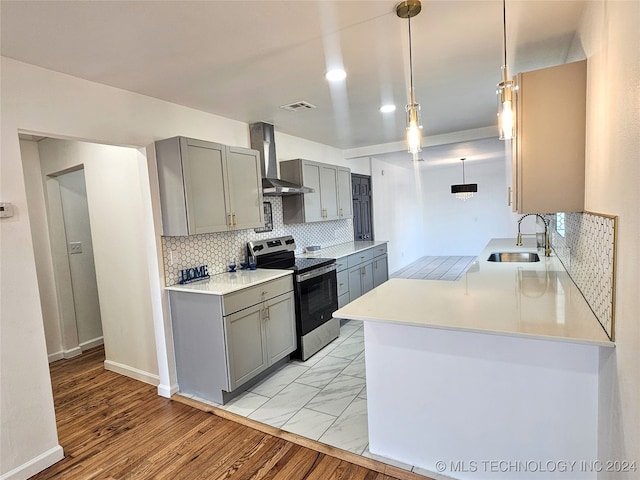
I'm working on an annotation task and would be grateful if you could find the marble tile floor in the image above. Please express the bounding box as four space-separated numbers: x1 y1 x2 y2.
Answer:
181 319 446 477
180 256 480 480
392 255 477 281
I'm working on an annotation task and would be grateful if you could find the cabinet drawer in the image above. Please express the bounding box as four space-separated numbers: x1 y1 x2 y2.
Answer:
373 244 387 257
338 292 350 309
347 249 374 268
223 275 293 315
335 257 348 272
337 270 349 297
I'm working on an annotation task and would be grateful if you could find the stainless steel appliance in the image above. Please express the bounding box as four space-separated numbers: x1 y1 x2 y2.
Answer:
247 235 338 360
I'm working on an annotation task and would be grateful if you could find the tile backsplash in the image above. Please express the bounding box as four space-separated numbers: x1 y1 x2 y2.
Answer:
545 211 617 340
161 197 354 286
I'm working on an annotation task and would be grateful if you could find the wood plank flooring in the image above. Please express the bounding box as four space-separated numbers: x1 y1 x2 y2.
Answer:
32 347 426 480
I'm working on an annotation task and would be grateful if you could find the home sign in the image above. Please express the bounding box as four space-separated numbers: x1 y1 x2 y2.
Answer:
179 265 210 284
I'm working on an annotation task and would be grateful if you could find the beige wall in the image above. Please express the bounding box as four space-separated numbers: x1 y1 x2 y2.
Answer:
0 56 369 478
578 1 640 475
29 139 159 383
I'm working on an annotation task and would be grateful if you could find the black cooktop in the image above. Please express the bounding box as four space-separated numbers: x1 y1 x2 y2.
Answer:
247 235 335 275
294 256 335 274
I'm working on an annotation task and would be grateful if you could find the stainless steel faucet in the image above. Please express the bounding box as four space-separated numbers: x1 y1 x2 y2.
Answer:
516 214 552 257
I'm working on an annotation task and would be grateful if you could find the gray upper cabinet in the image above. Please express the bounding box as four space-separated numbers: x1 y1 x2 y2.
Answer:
225 146 265 230
281 159 351 224
155 137 264 236
337 167 352 219
510 60 586 214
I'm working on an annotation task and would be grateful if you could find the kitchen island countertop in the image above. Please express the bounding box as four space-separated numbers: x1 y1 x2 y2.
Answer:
165 269 292 296
334 238 613 347
346 238 612 477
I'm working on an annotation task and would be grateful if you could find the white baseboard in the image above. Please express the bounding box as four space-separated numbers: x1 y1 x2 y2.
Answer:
157 382 179 398
63 347 81 359
48 338 104 363
48 351 64 363
0 445 64 480
80 336 103 351
104 360 160 387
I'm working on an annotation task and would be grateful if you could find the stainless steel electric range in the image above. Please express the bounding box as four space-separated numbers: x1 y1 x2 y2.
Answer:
247 235 339 360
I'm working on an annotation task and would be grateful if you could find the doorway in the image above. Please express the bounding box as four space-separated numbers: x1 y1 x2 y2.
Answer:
351 174 373 241
54 168 103 354
22 136 161 385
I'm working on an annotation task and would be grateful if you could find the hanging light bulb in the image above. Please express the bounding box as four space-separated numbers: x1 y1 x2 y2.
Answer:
451 158 478 200
397 0 423 160
497 0 514 140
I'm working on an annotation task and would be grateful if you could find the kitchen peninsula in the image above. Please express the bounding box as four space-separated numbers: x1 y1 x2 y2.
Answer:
334 238 614 480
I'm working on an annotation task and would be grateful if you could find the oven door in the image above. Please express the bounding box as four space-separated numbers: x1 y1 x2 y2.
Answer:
295 264 338 336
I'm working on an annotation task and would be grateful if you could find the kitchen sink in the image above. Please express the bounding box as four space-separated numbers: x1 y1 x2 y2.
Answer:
487 252 540 263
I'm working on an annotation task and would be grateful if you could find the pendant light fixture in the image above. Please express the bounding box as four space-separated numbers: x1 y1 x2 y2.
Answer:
396 0 423 161
497 0 514 140
451 158 477 200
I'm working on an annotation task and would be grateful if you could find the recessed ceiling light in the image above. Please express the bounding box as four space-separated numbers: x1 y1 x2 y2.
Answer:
325 69 347 82
380 104 396 113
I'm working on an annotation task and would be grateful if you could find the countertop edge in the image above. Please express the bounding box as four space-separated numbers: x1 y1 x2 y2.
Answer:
164 270 293 296
299 240 389 259
336 312 615 348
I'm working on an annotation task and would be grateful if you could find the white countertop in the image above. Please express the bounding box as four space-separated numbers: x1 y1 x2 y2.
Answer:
298 240 388 259
165 269 292 296
334 238 613 347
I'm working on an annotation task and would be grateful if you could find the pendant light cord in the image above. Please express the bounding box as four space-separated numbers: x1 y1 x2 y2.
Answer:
462 158 466 183
408 13 415 100
502 0 507 67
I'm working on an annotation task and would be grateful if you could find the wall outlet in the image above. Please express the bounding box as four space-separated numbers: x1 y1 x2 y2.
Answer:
68 242 83 254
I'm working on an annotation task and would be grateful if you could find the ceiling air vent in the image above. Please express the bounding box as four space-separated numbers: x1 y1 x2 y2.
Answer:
279 101 317 112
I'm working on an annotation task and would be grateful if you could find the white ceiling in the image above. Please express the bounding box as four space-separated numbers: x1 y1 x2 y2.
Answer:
1 0 586 158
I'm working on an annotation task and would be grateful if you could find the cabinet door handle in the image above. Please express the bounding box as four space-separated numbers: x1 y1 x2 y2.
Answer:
339 283 344 287
507 187 512 207
232 213 237 226
361 267 365 275
339 208 343 217
227 213 232 226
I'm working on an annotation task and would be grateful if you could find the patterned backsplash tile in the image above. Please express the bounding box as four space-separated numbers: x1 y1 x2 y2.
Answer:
545 211 617 340
161 196 354 286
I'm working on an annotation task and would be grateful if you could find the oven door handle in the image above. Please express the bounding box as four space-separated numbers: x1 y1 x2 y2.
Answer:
296 263 337 282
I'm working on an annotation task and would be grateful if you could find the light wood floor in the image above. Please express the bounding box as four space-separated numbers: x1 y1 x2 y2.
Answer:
33 347 428 480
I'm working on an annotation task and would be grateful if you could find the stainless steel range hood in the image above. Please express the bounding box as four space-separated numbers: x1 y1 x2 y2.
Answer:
250 122 314 196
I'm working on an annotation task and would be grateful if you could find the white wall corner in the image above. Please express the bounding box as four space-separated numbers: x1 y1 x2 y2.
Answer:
0 445 63 480
104 360 160 387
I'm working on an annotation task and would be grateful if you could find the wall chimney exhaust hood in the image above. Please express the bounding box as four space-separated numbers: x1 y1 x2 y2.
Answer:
249 122 314 196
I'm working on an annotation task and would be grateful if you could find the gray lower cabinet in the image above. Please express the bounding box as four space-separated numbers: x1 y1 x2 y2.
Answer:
341 243 388 304
373 254 388 289
225 291 295 391
348 262 373 302
169 276 295 404
337 268 350 308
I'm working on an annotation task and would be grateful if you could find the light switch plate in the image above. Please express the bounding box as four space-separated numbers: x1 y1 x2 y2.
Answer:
68 242 83 254
0 202 14 218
